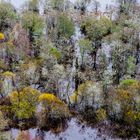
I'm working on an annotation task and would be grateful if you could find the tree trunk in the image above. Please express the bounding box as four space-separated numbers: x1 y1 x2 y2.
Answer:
93 51 97 70
136 42 140 65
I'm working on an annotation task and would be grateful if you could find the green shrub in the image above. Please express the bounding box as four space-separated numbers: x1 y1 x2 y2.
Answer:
57 14 75 39
120 79 139 87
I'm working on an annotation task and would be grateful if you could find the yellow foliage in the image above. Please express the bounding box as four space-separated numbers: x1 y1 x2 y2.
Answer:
22 87 40 95
116 89 132 100
9 87 40 119
114 84 140 129
9 87 40 99
9 91 18 99
125 110 136 124
120 79 140 91
39 93 63 104
70 91 78 104
96 108 107 122
0 33 5 40
131 82 140 89
6 41 14 47
2 71 15 78
39 93 70 118
125 110 140 125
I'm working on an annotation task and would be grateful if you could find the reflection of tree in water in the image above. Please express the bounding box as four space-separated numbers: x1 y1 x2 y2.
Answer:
34 129 45 140
33 119 68 139
48 118 69 134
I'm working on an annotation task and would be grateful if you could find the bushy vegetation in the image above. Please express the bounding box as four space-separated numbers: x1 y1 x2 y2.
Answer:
0 0 140 139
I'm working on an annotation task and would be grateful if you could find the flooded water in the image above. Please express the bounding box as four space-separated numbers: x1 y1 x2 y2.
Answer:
7 118 113 140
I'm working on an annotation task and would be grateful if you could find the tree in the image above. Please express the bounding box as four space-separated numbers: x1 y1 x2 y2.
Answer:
126 56 136 77
9 87 40 119
81 17 112 69
78 39 92 70
92 0 100 14
118 0 137 15
22 11 44 42
57 13 75 39
70 81 104 111
0 71 16 97
51 0 65 11
22 11 45 56
108 79 140 136
11 23 30 60
111 41 126 84
74 0 91 15
0 1 17 32
28 0 39 13
37 93 70 128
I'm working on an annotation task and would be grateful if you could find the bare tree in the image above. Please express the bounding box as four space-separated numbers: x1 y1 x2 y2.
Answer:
92 0 100 14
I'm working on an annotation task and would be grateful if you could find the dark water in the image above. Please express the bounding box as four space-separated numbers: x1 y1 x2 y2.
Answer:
9 118 113 140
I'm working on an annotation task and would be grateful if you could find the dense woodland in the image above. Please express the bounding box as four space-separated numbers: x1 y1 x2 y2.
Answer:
0 0 140 139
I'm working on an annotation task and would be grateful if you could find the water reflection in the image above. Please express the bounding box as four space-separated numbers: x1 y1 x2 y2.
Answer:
10 118 112 140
